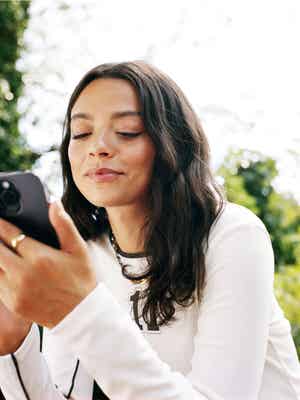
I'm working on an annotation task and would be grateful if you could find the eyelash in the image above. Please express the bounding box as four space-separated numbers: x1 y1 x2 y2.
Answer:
71 132 143 140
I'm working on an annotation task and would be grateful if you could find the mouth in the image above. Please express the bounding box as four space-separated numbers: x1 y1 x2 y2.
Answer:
87 172 123 183
85 168 124 177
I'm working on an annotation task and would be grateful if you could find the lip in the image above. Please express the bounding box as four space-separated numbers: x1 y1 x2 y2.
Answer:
85 167 124 177
88 173 122 183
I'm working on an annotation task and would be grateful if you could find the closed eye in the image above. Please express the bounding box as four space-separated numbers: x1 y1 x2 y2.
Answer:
71 132 143 139
71 133 90 139
116 131 143 137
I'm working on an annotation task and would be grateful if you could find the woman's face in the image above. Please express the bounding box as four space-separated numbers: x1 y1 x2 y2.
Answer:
68 78 156 209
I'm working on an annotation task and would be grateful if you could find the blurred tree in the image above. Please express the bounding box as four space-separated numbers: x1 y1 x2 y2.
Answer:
217 148 300 359
0 0 40 173
274 263 300 359
0 1 38 399
217 148 300 271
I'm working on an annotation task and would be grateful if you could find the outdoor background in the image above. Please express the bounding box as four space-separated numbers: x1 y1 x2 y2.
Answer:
0 0 299 372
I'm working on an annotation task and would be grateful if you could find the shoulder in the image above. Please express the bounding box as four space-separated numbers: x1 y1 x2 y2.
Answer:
205 201 270 252
202 201 275 286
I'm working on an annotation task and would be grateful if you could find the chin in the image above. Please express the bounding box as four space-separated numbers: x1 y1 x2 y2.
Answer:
86 195 131 208
78 184 144 208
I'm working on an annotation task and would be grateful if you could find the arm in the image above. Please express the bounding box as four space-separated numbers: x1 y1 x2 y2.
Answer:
49 224 274 400
0 323 92 400
0 200 97 399
187 224 274 399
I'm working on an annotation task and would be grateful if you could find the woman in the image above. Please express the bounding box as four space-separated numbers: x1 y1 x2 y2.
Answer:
0 61 299 400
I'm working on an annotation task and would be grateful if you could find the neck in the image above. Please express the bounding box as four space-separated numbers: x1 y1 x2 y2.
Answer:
105 205 149 253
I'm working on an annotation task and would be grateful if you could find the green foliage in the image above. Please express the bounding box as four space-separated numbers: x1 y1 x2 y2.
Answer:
275 264 300 359
0 0 40 172
217 148 300 271
218 148 300 359
217 156 259 214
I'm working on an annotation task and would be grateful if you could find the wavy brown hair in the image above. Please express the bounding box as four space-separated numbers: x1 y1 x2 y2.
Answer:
59 60 226 327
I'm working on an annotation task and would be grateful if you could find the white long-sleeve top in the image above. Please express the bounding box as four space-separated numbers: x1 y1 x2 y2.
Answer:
0 201 300 400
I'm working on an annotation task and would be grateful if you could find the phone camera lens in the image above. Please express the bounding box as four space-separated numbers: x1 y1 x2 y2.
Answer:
3 190 19 206
0 179 21 214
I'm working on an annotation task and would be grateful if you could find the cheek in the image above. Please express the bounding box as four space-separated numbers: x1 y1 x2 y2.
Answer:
127 140 156 169
68 144 83 170
68 144 74 161
126 143 156 184
67 146 86 187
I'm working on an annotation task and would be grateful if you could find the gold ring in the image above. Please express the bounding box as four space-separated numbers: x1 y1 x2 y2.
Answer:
10 233 27 251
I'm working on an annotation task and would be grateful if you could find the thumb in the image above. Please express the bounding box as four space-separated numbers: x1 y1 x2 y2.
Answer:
49 200 86 255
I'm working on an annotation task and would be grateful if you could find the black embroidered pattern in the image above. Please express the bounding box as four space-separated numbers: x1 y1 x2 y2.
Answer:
39 325 109 399
92 380 110 399
64 359 80 399
10 354 31 400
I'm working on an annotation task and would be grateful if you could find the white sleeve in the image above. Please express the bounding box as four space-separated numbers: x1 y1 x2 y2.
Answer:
187 224 274 399
49 224 274 400
0 323 70 400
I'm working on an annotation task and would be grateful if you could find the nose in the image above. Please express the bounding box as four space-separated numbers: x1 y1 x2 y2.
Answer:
88 130 114 158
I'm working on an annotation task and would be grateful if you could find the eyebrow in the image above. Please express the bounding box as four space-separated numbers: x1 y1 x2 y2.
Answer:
70 110 142 122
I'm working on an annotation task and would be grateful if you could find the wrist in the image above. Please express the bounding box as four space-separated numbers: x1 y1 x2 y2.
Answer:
0 323 32 356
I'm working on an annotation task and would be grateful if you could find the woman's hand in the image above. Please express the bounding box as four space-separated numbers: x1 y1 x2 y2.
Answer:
0 201 97 329
0 299 32 355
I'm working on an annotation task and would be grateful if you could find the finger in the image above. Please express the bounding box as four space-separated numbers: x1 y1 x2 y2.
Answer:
0 240 22 275
0 218 53 262
0 218 28 256
48 200 87 255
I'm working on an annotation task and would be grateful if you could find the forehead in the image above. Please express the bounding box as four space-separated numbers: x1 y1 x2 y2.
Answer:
71 78 141 120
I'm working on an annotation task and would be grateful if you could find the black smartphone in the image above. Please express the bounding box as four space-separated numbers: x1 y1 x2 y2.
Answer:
0 171 60 249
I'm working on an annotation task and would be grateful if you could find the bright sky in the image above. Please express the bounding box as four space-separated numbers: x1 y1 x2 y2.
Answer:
16 0 300 202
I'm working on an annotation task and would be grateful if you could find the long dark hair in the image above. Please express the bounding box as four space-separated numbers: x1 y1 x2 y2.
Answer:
59 60 226 327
